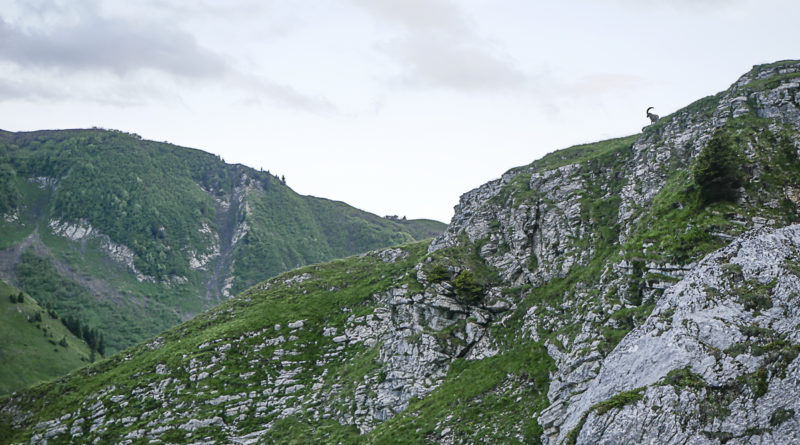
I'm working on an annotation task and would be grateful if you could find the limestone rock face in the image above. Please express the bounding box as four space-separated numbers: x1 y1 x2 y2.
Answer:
333 283 509 433
430 160 595 288
4 61 800 444
427 61 800 444
556 224 800 444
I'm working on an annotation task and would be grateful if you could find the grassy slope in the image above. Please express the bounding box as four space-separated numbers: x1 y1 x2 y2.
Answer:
4 62 799 443
0 280 91 395
0 238 554 444
227 184 443 295
397 219 449 241
4 111 799 443
0 242 429 443
0 135 638 443
0 129 445 354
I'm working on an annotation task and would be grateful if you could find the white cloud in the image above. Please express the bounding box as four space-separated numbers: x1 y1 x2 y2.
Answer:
231 73 338 115
353 0 526 92
351 0 472 36
378 34 526 91
570 73 649 95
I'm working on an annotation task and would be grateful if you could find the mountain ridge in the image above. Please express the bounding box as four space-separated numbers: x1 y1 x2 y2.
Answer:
0 128 444 388
2 59 800 444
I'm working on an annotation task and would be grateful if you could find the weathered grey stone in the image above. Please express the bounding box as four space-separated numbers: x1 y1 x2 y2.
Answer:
287 320 305 329
551 224 800 444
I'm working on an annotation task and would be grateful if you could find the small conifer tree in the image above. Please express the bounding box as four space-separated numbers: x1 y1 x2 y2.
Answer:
693 132 747 204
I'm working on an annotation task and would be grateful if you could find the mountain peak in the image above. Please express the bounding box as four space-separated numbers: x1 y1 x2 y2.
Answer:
2 60 800 444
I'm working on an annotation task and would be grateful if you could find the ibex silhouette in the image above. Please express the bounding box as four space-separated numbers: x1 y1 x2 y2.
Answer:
646 107 659 124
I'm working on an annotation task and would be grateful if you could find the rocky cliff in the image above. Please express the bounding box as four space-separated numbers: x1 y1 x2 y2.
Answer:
1 60 799 444
433 59 800 444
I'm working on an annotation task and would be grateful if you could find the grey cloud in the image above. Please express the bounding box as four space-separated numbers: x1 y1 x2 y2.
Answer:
0 78 68 102
0 15 227 78
0 2 336 114
233 73 338 115
381 36 526 91
352 0 471 37
353 0 526 92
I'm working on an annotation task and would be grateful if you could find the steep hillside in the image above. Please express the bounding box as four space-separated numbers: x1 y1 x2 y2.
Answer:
2 60 800 444
0 129 444 354
0 280 91 396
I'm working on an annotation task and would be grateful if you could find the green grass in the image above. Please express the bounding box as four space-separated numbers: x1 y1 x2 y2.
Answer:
622 116 800 266
13 248 181 355
4 62 800 443
509 135 640 177
493 135 639 207
366 342 554 444
0 240 553 444
738 65 800 94
0 280 90 395
0 127 445 357
0 241 432 444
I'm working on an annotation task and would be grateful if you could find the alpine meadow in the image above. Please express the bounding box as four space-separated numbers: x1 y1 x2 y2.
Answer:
0 128 444 393
3 60 800 444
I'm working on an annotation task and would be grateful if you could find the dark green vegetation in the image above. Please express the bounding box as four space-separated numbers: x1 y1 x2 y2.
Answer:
693 131 747 204
627 118 800 265
0 280 91 395
15 250 115 356
0 128 444 356
423 235 501 293
3 61 800 444
0 240 555 444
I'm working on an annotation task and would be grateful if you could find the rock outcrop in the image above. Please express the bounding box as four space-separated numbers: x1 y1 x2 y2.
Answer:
428 60 800 443
554 224 800 444
2 61 800 444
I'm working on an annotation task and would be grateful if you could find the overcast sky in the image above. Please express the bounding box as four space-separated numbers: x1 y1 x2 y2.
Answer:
1 0 799 223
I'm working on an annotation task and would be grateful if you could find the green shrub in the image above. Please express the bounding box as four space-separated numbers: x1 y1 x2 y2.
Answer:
663 367 706 389
770 408 795 427
735 280 775 313
594 388 645 415
693 131 747 204
427 265 450 283
453 270 483 304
